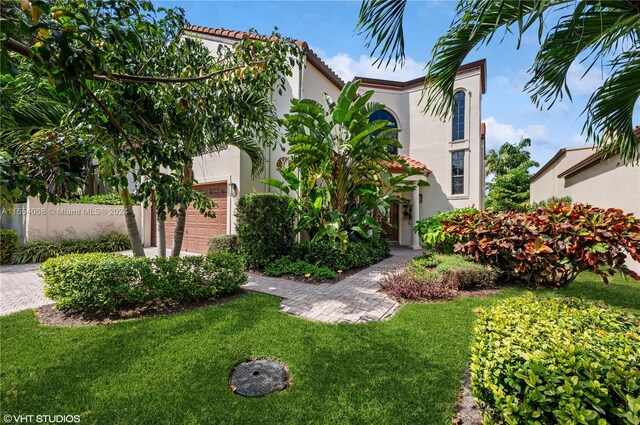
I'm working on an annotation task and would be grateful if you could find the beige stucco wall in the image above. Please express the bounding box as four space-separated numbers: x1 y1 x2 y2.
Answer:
24 198 152 246
530 147 593 203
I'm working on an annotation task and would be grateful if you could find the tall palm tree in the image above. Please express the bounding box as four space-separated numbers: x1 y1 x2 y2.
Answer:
357 0 640 163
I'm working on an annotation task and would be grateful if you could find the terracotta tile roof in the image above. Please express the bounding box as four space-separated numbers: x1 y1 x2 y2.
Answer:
382 155 431 176
183 25 345 89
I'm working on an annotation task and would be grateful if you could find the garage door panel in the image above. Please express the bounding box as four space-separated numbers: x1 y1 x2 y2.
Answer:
164 182 228 254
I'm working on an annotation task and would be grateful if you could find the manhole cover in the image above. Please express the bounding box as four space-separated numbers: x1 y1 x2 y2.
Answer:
230 359 289 397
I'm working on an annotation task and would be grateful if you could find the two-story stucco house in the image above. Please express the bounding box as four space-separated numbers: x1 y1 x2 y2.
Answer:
164 26 487 253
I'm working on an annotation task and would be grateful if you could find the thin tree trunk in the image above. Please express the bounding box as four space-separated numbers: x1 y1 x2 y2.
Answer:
157 214 166 257
171 205 187 257
120 187 145 257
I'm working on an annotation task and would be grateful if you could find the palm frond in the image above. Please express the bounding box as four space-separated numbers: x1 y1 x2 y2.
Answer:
356 0 407 69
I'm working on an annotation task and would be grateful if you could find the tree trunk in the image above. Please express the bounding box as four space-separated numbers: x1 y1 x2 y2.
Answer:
121 187 145 257
170 205 187 257
157 214 166 258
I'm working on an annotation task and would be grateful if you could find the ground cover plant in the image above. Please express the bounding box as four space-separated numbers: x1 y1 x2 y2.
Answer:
383 254 497 302
445 202 640 286
471 294 640 424
265 257 335 281
10 231 130 265
41 252 245 314
1 273 637 424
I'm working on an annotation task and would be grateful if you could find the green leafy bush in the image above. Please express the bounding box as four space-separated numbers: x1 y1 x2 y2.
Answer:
446 202 640 286
471 295 640 424
413 207 479 253
41 252 245 313
64 192 123 205
265 256 335 280
291 237 390 271
207 235 239 254
11 231 130 264
0 228 18 264
528 195 572 211
236 193 294 268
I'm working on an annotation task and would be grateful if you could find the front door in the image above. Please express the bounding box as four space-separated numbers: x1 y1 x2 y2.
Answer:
381 202 399 243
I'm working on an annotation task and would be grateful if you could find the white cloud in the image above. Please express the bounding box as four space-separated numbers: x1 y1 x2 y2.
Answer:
565 62 607 96
322 53 427 82
484 116 551 150
569 133 587 146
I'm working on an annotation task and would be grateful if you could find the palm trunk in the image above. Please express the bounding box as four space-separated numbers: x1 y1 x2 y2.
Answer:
157 214 166 258
120 187 145 257
171 205 187 257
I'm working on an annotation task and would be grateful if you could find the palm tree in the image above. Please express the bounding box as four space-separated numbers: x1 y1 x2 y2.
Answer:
357 0 640 163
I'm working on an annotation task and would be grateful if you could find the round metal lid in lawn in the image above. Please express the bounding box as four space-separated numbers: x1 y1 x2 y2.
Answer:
230 359 289 397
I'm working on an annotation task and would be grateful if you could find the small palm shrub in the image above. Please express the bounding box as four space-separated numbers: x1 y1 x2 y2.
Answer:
413 207 478 253
0 228 18 264
472 295 640 424
11 231 130 264
236 193 294 268
445 202 640 286
41 252 245 313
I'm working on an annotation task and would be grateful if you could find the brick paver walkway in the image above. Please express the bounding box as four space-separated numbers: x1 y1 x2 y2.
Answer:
1 247 421 322
244 247 421 324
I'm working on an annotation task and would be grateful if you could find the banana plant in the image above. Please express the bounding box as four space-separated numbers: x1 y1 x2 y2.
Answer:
264 80 428 250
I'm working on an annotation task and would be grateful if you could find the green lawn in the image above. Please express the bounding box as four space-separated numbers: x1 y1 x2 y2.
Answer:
1 274 638 424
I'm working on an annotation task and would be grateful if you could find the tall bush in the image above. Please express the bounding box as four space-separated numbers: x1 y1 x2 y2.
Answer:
413 207 478 253
0 229 18 264
445 202 640 286
236 193 294 268
472 295 640 424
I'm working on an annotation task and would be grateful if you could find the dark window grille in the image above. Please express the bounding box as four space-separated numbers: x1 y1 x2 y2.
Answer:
452 151 464 195
369 109 399 155
452 92 465 141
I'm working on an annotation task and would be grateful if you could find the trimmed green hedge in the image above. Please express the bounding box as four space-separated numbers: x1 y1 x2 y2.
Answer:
471 294 640 424
11 231 130 264
207 235 239 254
291 237 390 271
236 193 294 268
41 252 245 313
64 192 123 205
0 228 18 264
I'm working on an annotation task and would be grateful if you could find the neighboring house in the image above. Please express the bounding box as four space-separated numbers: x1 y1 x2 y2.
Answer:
530 128 640 272
164 26 487 253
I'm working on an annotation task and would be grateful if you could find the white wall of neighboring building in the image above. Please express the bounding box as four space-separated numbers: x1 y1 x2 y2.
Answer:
530 147 593 203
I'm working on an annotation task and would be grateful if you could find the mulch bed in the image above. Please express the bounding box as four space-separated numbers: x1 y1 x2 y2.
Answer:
35 291 246 327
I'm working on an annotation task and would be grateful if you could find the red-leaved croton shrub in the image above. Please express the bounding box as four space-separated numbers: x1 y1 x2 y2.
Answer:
443 202 640 287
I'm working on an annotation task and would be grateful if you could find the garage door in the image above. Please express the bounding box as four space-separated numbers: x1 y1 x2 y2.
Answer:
165 182 228 253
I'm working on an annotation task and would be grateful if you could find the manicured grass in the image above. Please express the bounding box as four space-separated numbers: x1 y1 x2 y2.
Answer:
1 273 638 424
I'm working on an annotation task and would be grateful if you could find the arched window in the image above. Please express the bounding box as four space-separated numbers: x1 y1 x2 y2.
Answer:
369 109 399 155
452 91 465 141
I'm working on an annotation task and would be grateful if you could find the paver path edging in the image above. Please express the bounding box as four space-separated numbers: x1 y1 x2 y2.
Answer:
244 247 421 323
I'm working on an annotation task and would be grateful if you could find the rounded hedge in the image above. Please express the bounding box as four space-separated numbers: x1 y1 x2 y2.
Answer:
41 252 246 313
471 294 640 424
0 228 18 264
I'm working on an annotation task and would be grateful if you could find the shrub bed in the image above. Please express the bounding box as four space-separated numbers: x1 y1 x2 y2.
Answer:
413 207 479 253
471 295 640 424
291 237 390 271
265 257 335 281
11 231 130 264
41 252 245 313
445 202 640 286
1 228 18 264
208 235 239 254
236 193 294 268
382 254 496 302
64 192 123 205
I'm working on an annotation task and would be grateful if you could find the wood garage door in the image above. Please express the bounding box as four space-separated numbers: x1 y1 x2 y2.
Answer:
165 182 228 253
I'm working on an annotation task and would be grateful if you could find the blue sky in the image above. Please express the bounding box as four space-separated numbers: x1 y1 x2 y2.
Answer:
156 0 639 169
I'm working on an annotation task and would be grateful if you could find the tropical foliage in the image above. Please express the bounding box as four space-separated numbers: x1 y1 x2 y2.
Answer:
413 207 479 253
290 237 390 272
357 0 640 163
445 202 640 286
485 138 539 211
472 295 640 424
264 80 427 249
